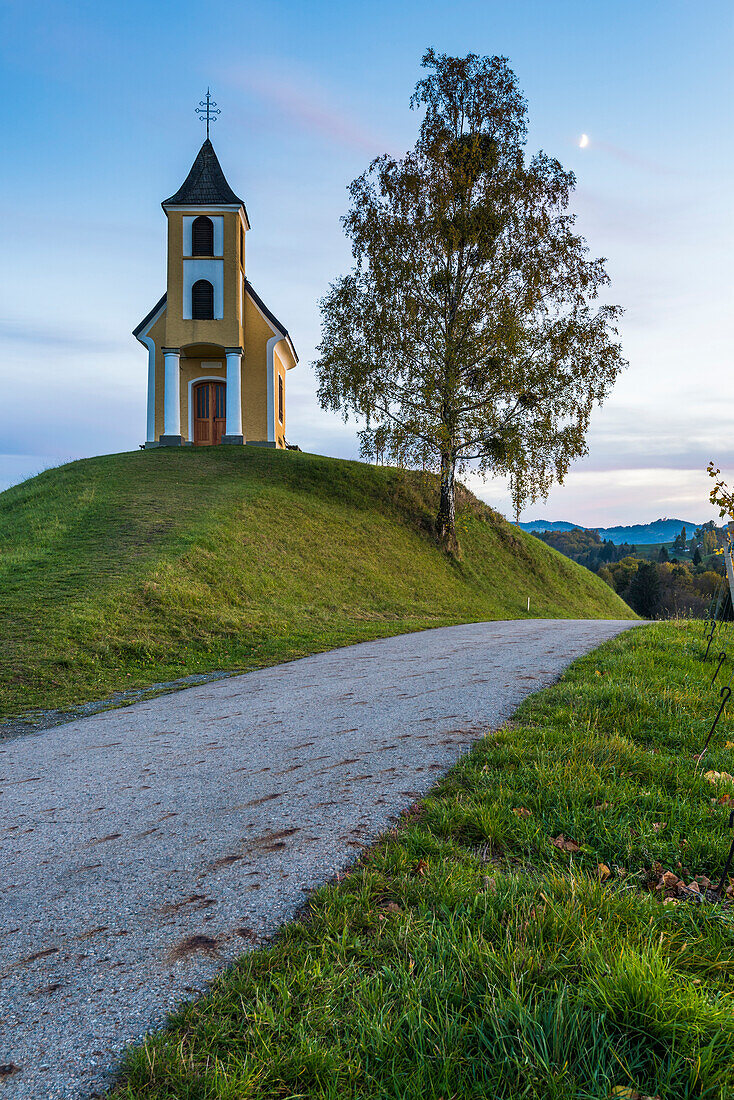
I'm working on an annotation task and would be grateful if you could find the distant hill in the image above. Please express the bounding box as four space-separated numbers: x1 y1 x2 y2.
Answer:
595 519 698 545
519 520 582 533
0 448 634 719
519 517 698 546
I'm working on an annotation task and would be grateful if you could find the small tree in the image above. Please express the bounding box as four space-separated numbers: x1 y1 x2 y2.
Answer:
658 545 669 562
628 561 660 618
314 49 626 550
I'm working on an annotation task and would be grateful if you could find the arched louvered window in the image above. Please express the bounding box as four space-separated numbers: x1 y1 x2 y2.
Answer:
192 279 214 320
191 216 214 256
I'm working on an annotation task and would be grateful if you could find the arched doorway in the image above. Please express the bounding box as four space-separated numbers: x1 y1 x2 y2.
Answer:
193 380 226 445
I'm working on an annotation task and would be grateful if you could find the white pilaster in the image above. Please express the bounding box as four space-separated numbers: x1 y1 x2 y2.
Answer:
140 337 156 442
266 335 281 444
224 347 244 443
163 349 181 437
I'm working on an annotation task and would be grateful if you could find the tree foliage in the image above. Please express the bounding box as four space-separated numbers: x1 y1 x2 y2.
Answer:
627 561 661 618
314 49 626 547
534 527 635 571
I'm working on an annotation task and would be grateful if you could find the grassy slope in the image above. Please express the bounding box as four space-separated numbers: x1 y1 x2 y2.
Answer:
116 622 734 1100
0 447 633 718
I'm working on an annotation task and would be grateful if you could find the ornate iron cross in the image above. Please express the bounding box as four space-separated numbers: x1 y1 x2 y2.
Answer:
196 89 220 139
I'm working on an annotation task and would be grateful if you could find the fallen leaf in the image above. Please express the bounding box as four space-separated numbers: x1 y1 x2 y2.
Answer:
413 859 428 878
705 770 734 785
595 801 611 811
663 897 679 906
652 822 667 833
598 863 611 881
726 742 734 749
661 871 679 889
610 1088 661 1100
552 834 580 852
384 901 402 914
513 807 532 818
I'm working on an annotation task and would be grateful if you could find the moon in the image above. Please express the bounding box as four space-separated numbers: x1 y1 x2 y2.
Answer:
579 133 589 148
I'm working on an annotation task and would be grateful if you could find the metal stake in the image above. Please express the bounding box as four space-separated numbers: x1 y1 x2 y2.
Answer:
713 652 727 684
704 623 717 661
697 685 732 764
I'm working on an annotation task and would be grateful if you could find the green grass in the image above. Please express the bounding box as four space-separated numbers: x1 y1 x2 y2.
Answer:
114 622 734 1099
0 446 632 719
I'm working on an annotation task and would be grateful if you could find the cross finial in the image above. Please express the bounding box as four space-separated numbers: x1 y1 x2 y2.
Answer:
195 88 220 139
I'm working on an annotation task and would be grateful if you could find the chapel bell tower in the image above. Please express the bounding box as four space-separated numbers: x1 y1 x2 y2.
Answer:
133 92 298 448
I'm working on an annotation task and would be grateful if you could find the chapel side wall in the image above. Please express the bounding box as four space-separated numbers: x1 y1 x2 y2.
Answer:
243 297 272 444
274 349 286 447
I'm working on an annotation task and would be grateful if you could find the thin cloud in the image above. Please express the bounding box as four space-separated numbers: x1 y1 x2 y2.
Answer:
582 138 677 177
225 69 397 157
0 320 127 354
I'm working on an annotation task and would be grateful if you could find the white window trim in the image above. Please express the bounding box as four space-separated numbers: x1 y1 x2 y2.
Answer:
183 259 224 319
183 215 224 257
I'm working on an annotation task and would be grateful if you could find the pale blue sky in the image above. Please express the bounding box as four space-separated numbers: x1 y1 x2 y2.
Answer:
0 0 731 525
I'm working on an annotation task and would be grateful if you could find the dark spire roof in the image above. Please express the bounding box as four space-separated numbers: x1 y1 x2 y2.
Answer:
162 139 247 209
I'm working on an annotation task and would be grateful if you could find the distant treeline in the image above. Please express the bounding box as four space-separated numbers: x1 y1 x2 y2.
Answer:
533 523 728 618
534 528 636 571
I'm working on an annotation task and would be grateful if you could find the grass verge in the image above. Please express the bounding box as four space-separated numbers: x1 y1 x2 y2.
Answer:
114 621 734 1099
0 447 632 720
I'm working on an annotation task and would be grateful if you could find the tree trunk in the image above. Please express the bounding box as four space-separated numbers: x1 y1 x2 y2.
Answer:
436 450 459 554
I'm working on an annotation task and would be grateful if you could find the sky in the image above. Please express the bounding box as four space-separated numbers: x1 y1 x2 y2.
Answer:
0 0 731 527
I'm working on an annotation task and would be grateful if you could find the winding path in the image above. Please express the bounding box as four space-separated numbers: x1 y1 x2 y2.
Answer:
0 618 638 1098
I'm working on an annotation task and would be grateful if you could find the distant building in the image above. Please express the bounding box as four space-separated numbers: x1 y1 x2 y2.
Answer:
134 138 298 447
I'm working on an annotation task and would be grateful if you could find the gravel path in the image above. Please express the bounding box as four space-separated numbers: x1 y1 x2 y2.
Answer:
0 618 638 1097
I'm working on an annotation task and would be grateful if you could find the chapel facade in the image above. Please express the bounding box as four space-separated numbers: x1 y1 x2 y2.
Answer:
134 138 298 447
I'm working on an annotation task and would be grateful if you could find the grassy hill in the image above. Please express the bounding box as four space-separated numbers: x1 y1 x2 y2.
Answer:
0 447 634 720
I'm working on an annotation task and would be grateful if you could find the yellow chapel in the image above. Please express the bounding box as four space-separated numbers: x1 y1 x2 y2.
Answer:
134 137 298 447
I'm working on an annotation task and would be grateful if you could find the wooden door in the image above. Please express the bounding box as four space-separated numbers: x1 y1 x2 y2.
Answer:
193 381 226 445
213 382 226 445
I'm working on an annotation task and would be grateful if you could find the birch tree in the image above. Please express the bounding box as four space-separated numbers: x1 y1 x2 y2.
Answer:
314 49 626 551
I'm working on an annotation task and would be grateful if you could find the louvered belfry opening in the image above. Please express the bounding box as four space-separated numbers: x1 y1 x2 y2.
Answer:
192 279 214 320
191 215 214 256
